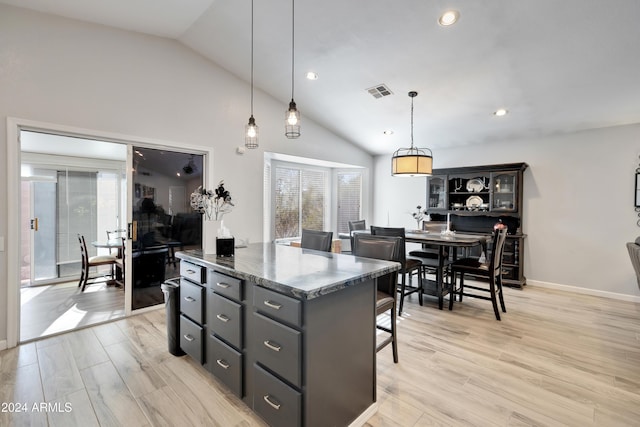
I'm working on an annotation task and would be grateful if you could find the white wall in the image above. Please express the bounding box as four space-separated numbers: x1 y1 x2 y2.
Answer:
373 123 640 298
0 5 374 344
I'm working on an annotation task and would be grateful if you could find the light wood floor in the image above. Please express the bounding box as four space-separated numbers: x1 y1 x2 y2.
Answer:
2 285 640 426
20 280 125 342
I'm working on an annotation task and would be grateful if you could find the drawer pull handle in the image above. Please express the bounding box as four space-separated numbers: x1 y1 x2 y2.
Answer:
263 300 282 310
216 282 230 289
263 340 281 352
216 359 230 369
183 334 195 342
186 269 196 274
184 296 195 302
263 395 281 410
216 314 230 323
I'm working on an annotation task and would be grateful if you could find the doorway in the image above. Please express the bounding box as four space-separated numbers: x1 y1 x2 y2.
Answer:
19 132 128 341
18 132 208 340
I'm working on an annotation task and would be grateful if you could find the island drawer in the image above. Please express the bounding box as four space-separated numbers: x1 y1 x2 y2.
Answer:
208 270 243 301
253 312 301 388
207 333 243 398
208 292 243 349
180 261 206 284
180 315 204 364
180 279 205 324
254 286 302 327
253 364 301 427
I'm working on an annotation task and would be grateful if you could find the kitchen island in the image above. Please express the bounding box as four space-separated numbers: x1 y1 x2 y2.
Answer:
175 243 400 427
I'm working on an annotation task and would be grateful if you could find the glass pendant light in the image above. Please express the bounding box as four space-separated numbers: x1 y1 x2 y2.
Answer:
391 91 433 177
245 0 259 148
285 0 301 138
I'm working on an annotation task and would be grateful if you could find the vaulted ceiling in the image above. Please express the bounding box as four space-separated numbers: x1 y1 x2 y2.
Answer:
3 0 640 155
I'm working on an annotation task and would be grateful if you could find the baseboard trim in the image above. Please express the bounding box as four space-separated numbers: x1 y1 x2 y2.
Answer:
0 340 7 351
527 280 640 303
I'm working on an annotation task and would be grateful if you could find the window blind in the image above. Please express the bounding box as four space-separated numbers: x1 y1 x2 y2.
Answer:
274 166 327 239
337 172 362 233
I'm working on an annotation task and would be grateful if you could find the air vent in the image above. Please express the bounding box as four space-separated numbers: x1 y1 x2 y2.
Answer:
366 84 393 99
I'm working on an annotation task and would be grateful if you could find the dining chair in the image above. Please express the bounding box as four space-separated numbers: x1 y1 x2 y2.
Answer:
408 221 452 307
370 226 423 315
352 233 402 363
114 238 126 288
449 227 508 320
77 234 118 292
106 228 127 257
300 229 333 252
347 220 367 253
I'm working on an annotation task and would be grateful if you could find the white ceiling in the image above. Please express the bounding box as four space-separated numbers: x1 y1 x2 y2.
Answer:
4 0 640 155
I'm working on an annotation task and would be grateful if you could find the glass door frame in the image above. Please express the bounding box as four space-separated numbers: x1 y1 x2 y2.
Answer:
6 117 214 347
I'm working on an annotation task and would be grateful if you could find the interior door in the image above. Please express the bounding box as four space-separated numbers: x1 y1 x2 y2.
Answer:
129 146 204 311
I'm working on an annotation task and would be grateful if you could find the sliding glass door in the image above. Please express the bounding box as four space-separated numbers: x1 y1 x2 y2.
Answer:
130 147 203 310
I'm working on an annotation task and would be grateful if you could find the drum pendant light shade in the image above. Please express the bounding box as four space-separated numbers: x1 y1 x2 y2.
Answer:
245 0 259 149
391 91 433 177
391 147 433 176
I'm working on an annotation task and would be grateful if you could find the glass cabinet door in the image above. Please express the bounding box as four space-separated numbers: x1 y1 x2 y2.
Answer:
492 172 517 211
427 175 447 210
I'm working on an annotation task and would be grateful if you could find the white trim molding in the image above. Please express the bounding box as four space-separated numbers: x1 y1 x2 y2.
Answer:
527 280 640 303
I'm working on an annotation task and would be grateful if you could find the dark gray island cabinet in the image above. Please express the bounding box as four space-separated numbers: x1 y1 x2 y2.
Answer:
175 243 400 427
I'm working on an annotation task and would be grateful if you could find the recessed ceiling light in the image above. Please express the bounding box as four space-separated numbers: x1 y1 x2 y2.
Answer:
383 130 394 135
305 71 318 80
494 108 508 117
176 172 181 177
438 10 460 26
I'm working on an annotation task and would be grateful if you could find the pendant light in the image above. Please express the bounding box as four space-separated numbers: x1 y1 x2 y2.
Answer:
245 0 259 148
391 91 433 177
284 0 301 138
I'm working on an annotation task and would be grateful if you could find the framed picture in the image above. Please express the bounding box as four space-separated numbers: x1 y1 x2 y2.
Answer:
143 185 155 201
636 173 640 207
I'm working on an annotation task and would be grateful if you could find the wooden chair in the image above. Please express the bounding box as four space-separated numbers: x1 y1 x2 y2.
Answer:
626 237 640 288
300 229 333 252
106 229 127 256
347 219 366 252
78 234 117 292
370 226 423 315
352 233 402 363
408 221 452 307
113 238 126 288
450 227 508 320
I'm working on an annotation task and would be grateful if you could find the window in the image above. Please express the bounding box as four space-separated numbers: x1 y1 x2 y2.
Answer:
265 155 365 242
274 165 328 239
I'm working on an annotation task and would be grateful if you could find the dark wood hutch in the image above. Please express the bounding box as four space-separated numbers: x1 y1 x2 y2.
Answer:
426 162 528 288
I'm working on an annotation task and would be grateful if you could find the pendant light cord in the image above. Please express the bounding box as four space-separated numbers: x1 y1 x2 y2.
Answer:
410 95 414 149
250 0 254 115
291 0 295 100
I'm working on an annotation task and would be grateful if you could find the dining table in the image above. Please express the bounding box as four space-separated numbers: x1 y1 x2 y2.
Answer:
344 228 489 310
404 230 489 310
92 237 125 256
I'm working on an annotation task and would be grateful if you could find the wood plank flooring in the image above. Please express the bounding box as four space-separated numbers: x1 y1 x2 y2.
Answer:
20 280 125 342
2 285 640 426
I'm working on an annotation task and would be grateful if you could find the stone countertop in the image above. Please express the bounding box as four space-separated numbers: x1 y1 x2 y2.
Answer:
175 242 400 300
